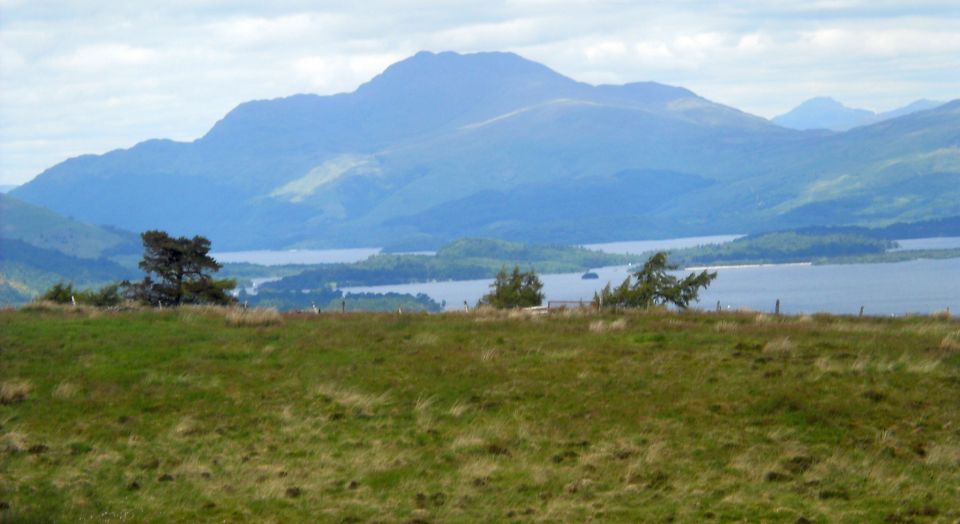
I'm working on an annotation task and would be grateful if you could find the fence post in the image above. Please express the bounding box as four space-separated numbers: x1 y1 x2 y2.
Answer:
859 306 864 318
775 299 780 316
716 300 721 313
341 300 346 313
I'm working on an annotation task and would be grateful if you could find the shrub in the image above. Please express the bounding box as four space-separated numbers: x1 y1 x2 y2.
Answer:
480 266 544 309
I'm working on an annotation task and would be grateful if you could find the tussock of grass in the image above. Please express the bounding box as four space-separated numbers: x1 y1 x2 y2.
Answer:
314 383 386 415
0 379 31 404
931 309 952 320
714 320 738 332
588 318 627 333
940 334 960 352
224 307 282 326
51 382 78 399
763 337 795 356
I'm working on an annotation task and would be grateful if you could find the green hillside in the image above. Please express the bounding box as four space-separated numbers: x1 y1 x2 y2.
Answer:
0 193 139 259
0 238 139 303
0 194 142 304
2 307 958 521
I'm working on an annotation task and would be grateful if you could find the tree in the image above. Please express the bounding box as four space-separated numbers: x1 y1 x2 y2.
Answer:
481 266 544 309
594 251 716 309
125 230 235 306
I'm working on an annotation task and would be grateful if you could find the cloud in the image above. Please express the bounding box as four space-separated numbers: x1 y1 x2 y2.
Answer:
1 1 959 185
51 43 160 70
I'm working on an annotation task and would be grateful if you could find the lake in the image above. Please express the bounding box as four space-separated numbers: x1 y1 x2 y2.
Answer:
344 258 959 315
212 247 381 265
217 235 959 315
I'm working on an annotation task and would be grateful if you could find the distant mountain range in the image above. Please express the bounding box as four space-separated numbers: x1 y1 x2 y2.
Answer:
772 97 944 132
10 51 960 250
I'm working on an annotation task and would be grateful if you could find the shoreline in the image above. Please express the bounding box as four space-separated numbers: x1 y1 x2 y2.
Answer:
684 262 814 271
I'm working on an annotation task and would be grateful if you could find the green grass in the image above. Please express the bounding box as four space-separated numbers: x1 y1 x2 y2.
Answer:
1 306 959 522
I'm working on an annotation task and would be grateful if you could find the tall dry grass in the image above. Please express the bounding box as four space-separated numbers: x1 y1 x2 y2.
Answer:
0 380 32 404
225 307 283 326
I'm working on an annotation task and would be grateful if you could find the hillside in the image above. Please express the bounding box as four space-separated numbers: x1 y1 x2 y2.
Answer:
0 193 139 259
11 51 960 249
0 238 139 303
0 194 143 304
2 307 958 521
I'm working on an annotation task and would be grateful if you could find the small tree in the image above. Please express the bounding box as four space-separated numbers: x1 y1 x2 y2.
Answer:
126 230 235 306
481 266 544 309
594 251 716 309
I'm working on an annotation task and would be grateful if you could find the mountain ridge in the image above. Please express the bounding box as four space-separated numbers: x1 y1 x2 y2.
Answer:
11 51 960 250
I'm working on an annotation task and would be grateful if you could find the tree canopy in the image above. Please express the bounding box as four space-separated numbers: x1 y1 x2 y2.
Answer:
481 266 544 309
126 230 235 306
594 251 716 309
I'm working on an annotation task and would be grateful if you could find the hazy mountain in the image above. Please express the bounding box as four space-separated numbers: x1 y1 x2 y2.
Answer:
0 193 139 259
878 99 944 120
11 51 960 249
0 194 141 303
772 97 944 131
0 185 17 193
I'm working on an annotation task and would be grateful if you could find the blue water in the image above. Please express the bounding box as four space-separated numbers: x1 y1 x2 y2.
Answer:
216 235 959 315
343 258 959 315
212 247 381 265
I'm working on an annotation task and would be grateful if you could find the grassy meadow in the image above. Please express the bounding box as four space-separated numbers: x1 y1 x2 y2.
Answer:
1 305 959 522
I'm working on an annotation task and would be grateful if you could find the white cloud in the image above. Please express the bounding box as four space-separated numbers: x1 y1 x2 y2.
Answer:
52 43 160 70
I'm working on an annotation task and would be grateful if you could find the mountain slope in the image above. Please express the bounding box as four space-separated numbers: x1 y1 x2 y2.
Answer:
10 51 959 249
0 193 139 258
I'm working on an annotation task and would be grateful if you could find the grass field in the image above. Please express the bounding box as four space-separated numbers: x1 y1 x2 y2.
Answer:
2 305 959 522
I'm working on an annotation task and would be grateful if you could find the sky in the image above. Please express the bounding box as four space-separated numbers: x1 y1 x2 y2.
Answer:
1 0 959 186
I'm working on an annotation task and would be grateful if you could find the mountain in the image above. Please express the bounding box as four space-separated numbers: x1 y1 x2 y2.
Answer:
878 99 944 120
11 51 960 250
772 97 944 131
0 238 138 303
0 193 139 259
0 194 141 303
0 185 17 193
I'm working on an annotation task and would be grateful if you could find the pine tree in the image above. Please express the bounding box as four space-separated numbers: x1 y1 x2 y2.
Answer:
594 251 715 309
126 230 235 306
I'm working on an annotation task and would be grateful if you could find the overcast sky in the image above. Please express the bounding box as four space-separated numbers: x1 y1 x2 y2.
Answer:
2 0 959 186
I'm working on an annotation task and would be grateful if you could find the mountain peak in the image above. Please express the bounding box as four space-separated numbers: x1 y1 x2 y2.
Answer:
773 97 947 132
773 97 876 131
356 50 573 96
